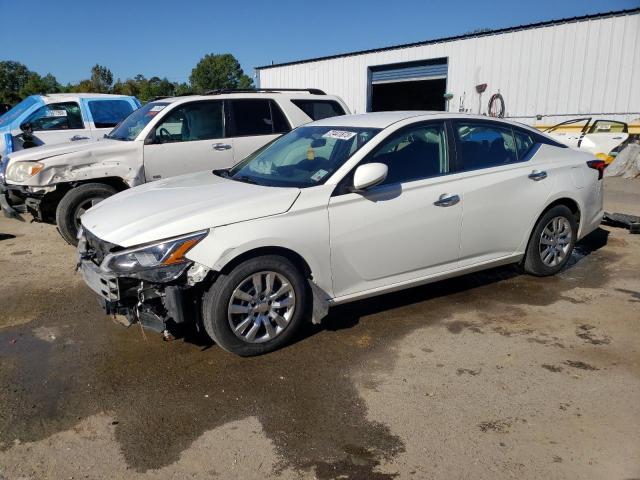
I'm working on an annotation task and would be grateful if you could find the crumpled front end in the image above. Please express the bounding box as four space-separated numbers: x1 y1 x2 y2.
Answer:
77 227 211 339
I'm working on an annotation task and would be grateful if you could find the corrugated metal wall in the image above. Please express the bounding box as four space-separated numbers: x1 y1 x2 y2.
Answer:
258 12 640 126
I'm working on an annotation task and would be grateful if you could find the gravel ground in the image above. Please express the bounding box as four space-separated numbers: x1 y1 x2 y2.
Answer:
0 178 638 480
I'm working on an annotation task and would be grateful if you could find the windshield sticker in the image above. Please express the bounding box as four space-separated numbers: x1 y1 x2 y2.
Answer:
323 130 356 141
150 105 166 112
311 169 329 182
46 109 67 117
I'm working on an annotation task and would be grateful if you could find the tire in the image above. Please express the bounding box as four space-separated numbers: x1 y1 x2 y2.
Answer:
523 205 577 276
55 183 117 246
202 255 308 356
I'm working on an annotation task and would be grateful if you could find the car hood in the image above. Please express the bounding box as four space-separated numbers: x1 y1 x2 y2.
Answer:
81 172 301 247
6 137 114 163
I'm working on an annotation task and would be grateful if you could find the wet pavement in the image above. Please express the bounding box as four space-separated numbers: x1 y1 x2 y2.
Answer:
1 178 639 479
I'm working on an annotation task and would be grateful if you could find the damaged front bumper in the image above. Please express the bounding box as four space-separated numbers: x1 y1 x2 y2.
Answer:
0 183 58 222
80 258 193 336
78 229 210 338
0 183 27 220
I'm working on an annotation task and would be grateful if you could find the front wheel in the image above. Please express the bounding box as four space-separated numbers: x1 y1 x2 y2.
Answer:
55 183 117 246
202 255 308 356
523 205 577 276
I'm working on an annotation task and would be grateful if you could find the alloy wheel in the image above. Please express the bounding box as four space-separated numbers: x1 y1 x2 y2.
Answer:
539 216 572 267
227 271 296 343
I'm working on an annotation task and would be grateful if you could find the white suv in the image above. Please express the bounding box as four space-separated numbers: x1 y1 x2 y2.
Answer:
1 89 348 244
77 112 604 356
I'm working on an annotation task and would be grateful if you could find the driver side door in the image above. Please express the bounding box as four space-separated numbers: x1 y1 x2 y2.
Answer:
143 100 235 181
328 121 462 298
22 101 90 147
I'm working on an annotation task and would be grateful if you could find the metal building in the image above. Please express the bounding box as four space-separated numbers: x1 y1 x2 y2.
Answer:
256 9 640 130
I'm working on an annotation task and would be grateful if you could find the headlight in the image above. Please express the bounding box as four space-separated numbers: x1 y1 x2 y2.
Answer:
102 230 208 282
6 161 44 182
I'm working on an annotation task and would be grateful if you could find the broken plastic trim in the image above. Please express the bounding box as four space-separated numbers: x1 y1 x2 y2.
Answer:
602 212 640 234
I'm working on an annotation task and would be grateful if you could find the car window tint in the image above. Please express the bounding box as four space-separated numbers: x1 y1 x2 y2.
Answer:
26 102 84 131
291 99 346 120
454 122 517 170
88 100 134 128
368 122 448 185
154 101 223 143
514 130 536 160
230 99 274 136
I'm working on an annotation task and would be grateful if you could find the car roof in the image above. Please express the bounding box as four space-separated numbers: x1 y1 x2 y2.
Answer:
157 92 342 104
309 111 544 133
41 93 134 100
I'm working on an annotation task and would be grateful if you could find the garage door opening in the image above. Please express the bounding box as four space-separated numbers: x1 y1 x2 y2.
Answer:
368 58 448 112
371 78 446 112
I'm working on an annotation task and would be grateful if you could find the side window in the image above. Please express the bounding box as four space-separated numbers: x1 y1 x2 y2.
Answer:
88 100 134 128
366 122 448 185
453 122 517 171
514 130 536 160
26 102 84 131
588 120 627 134
270 100 291 134
229 99 274 136
153 101 223 143
291 99 346 120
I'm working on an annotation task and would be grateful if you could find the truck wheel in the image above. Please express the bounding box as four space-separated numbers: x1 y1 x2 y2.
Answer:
202 255 308 356
56 183 117 246
523 205 577 276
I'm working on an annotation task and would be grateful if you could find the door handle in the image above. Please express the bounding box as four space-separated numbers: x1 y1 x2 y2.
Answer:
434 193 460 207
528 170 547 181
212 143 231 151
70 135 90 141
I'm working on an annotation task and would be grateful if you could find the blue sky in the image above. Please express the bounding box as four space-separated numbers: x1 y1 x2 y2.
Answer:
0 0 637 85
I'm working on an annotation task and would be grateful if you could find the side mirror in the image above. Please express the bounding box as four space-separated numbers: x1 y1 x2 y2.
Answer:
19 122 32 133
352 163 388 192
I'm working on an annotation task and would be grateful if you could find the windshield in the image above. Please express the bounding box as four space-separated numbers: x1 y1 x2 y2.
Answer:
0 96 40 128
226 126 381 188
106 102 169 141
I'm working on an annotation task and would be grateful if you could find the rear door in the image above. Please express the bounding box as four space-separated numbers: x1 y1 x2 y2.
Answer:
451 120 555 266
142 100 234 181
83 98 136 140
227 99 290 162
21 101 90 146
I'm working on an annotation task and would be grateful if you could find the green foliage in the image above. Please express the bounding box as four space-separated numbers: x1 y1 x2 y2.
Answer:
0 61 62 104
189 53 253 93
90 64 113 93
1 53 251 106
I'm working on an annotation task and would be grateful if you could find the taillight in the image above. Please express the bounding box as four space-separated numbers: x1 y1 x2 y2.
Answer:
587 160 606 180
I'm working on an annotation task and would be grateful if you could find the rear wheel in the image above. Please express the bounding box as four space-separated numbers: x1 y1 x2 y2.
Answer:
523 205 577 276
202 255 308 356
55 183 117 246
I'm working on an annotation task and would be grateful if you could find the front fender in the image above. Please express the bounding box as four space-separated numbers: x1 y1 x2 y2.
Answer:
186 208 334 298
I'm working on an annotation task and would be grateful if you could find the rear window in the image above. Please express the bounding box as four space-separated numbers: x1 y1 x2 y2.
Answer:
88 100 135 128
228 99 291 136
291 99 345 121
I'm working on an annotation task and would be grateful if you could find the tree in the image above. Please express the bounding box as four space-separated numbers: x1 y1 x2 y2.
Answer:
189 53 253 93
0 61 32 104
21 73 61 97
90 64 113 93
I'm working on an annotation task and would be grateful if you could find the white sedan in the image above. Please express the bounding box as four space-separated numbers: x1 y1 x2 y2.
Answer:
78 112 605 356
